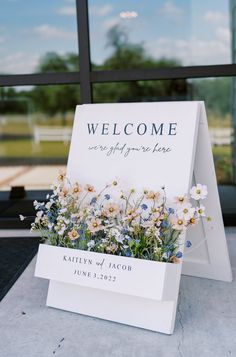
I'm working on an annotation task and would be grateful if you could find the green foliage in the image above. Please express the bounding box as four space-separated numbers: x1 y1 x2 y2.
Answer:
192 78 231 117
30 85 80 121
0 88 32 114
37 52 79 72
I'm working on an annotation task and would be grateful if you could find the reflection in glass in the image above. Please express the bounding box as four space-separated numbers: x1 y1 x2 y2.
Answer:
0 84 80 190
0 0 78 74
89 0 231 69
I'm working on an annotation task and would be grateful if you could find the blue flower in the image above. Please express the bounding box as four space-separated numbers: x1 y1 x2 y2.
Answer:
161 220 169 228
168 208 175 214
121 228 129 235
125 250 132 257
176 251 183 258
104 194 110 200
166 250 172 258
47 212 55 223
90 197 97 205
141 203 148 210
185 240 192 248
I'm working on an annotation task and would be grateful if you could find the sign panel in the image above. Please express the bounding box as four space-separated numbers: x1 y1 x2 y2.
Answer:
67 102 200 198
40 101 232 334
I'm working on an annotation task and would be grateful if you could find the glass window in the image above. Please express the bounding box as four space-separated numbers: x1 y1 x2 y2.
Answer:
192 77 234 185
0 84 80 191
89 0 231 69
0 0 78 74
93 77 234 185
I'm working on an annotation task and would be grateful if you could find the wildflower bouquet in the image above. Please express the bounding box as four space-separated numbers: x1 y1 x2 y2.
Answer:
30 171 209 264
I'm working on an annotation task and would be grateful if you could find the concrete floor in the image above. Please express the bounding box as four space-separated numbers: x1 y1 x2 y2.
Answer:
0 228 236 357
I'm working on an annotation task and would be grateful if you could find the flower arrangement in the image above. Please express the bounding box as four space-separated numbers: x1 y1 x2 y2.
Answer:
28 171 210 264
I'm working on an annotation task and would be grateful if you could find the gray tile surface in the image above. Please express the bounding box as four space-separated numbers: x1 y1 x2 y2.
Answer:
0 228 236 357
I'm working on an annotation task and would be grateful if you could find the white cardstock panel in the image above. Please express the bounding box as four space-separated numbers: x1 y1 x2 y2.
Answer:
35 244 181 301
67 102 200 198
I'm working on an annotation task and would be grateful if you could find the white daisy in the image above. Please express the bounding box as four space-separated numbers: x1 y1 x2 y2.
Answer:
171 217 187 231
196 205 206 217
177 203 195 221
190 184 208 200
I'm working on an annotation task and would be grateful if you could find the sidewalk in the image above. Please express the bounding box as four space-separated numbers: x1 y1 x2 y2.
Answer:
0 165 66 191
0 228 235 357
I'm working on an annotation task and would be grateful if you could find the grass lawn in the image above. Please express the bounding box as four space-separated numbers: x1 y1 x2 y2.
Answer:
0 139 70 158
212 145 233 183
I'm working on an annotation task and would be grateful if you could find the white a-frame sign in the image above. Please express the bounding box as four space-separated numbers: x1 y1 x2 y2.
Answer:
38 102 232 335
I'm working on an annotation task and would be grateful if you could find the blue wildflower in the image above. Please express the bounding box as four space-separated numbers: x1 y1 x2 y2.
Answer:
168 208 175 214
121 228 129 235
125 250 132 257
185 240 192 248
90 197 97 205
141 203 148 210
47 212 55 223
38 205 46 212
166 250 172 258
176 251 183 258
104 194 110 200
161 220 169 228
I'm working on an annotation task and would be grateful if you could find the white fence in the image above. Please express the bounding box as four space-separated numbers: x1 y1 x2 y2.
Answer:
209 128 234 146
33 126 72 144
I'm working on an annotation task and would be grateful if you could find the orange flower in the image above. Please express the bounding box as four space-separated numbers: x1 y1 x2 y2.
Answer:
170 256 180 264
145 190 160 200
57 169 66 182
103 203 120 217
68 229 79 241
88 218 103 233
126 208 139 221
71 182 82 196
85 184 95 193
59 188 69 198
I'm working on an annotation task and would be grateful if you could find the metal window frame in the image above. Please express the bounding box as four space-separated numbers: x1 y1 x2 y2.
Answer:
0 0 235 227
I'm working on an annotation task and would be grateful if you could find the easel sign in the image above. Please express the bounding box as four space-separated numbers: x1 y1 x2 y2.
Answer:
40 102 232 334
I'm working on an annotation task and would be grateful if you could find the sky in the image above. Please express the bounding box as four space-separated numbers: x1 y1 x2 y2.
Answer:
0 0 232 74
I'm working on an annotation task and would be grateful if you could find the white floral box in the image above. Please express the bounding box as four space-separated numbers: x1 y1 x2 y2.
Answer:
35 244 182 333
35 244 181 301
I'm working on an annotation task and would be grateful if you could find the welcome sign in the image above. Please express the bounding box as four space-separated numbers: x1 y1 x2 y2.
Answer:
35 101 232 334
67 102 199 197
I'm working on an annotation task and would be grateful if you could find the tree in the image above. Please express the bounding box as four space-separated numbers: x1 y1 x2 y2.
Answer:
37 52 79 72
32 52 80 123
193 78 231 117
93 25 188 103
